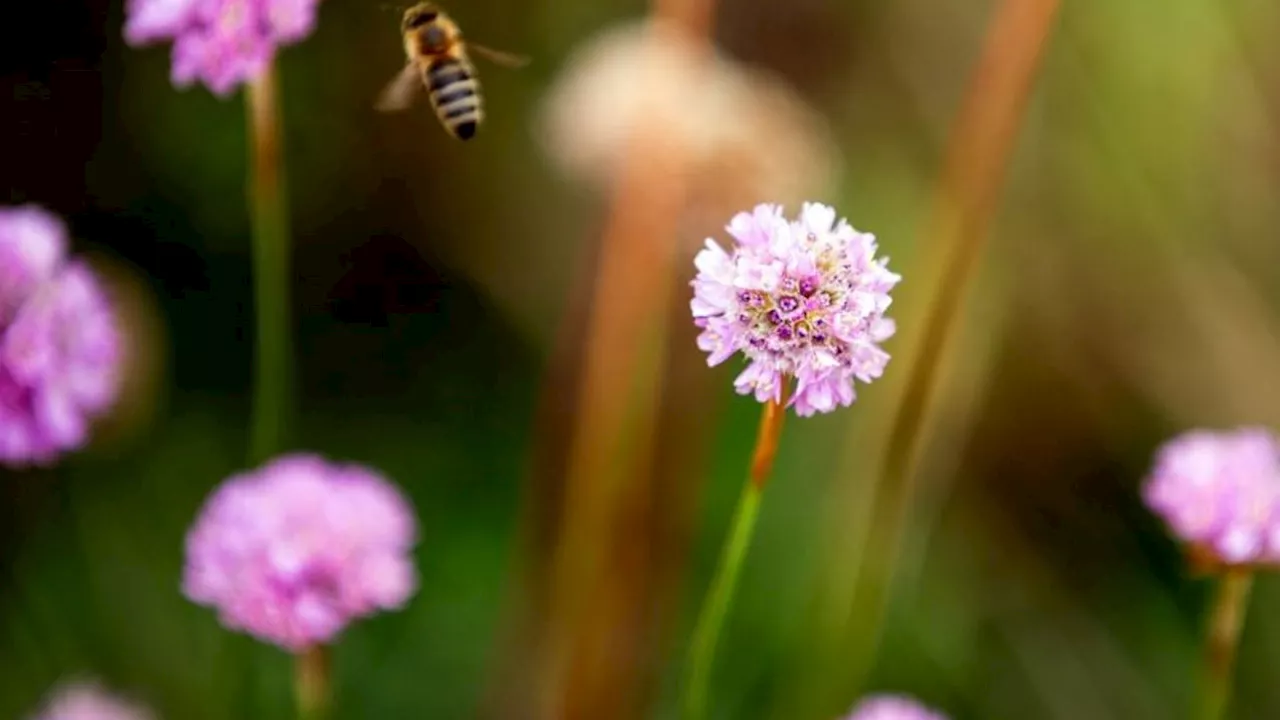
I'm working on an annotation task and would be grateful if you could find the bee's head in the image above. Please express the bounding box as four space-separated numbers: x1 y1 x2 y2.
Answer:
401 3 442 33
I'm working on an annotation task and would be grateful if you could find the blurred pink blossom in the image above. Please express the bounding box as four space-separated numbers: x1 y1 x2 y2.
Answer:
691 202 900 416
0 205 66 324
845 694 949 720
0 205 122 467
1143 427 1280 566
124 0 320 96
183 453 419 650
29 681 155 720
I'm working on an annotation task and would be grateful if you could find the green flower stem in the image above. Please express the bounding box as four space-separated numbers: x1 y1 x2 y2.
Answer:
684 388 788 720
246 61 292 465
1199 569 1253 720
295 645 331 720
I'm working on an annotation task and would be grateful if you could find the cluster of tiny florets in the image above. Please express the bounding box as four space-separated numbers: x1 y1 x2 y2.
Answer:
0 205 122 467
844 694 949 720
1143 427 1280 566
691 202 899 416
183 453 419 650
124 0 321 96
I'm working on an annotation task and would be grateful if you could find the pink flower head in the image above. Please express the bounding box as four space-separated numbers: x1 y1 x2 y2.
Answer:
183 453 420 650
124 0 320 96
0 206 122 467
0 205 67 324
691 202 900 416
1143 427 1280 566
844 694 949 720
28 681 155 720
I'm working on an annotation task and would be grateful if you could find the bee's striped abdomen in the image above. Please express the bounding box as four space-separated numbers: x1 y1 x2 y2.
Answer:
424 57 482 140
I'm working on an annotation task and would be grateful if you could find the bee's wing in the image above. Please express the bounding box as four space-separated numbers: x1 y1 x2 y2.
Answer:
375 63 423 112
469 44 531 69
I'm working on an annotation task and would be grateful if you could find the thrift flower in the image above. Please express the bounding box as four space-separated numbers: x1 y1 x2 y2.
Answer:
845 694 949 720
0 206 122 467
1143 427 1280 566
0 206 66 323
183 453 419 650
29 681 155 720
123 0 321 96
691 202 899 416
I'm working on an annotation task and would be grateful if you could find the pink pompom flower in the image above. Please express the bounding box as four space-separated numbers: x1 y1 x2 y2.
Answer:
1143 427 1280 568
690 202 900 416
844 694 949 720
0 205 122 467
183 453 420 650
0 205 66 324
28 681 155 720
123 0 321 96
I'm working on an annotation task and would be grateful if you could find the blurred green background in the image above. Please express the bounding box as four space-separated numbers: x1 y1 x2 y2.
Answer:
4 0 1280 717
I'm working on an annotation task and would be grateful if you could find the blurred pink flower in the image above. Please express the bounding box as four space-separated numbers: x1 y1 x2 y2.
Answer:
0 206 122 467
691 202 900 416
1143 427 1280 566
29 681 155 720
0 205 67 324
123 0 320 96
183 453 420 650
845 694 948 720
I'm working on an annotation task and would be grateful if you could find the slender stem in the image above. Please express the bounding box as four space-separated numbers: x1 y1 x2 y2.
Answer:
1198 570 1253 720
835 0 1061 699
295 645 330 720
746 389 788 493
246 62 293 465
537 0 717 712
683 387 788 720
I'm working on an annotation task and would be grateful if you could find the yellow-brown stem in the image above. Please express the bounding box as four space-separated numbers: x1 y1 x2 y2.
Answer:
749 388 788 491
246 64 292 465
294 645 329 720
537 0 719 715
478 217 602 720
838 0 1061 699
541 104 689 720
1199 570 1253 720
249 70 281 198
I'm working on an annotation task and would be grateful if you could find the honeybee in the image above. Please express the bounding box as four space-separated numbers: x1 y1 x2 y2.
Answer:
376 2 528 141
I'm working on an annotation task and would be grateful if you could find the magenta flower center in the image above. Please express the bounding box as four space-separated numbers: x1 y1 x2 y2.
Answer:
732 234 862 372
272 556 344 610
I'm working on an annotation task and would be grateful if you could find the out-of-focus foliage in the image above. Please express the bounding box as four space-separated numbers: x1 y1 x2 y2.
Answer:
3 0 1280 717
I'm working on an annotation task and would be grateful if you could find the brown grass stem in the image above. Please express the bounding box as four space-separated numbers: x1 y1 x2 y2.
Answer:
1198 569 1253 720
478 219 601 720
536 0 719 716
837 0 1061 698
